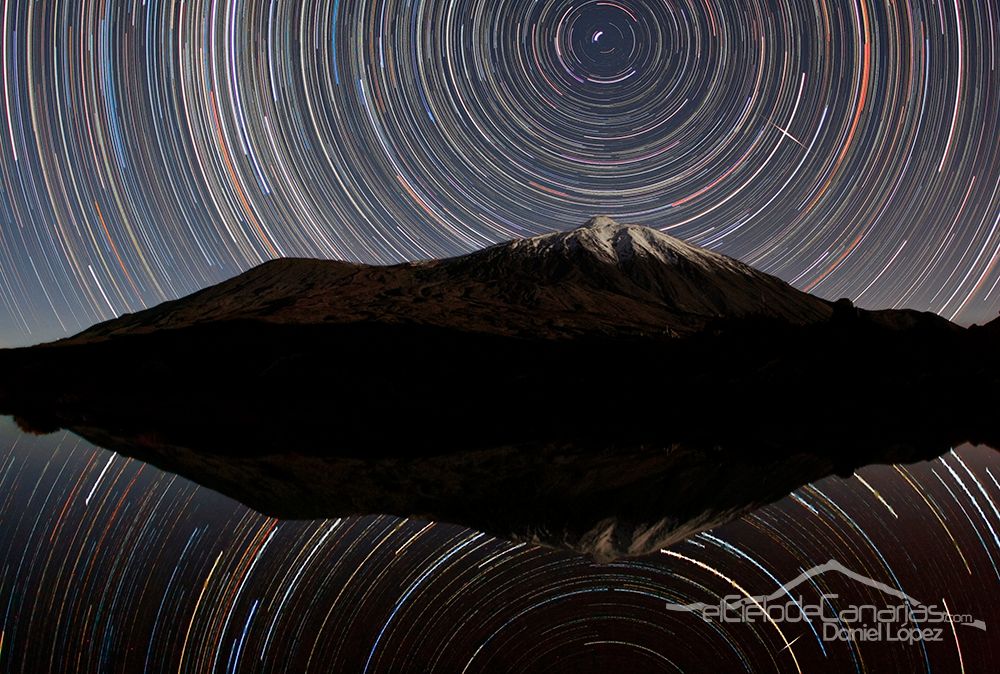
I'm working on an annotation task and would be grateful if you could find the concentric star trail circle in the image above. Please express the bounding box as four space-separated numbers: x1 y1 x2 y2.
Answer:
1 422 998 672
0 0 997 344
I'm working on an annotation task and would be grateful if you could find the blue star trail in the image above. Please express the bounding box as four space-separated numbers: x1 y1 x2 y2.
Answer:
0 1 997 672
0 0 997 346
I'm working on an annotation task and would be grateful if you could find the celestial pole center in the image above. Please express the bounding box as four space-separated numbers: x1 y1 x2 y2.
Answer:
0 0 995 346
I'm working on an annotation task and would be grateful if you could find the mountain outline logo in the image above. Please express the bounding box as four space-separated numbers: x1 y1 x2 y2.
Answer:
664 558 986 633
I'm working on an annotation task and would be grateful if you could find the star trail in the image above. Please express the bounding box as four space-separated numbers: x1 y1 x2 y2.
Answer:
0 0 997 345
1 422 998 672
0 1 999 672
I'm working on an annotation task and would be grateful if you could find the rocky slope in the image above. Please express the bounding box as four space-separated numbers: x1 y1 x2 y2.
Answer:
70 216 835 342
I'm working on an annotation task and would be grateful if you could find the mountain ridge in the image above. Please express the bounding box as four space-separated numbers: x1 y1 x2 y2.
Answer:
68 217 837 343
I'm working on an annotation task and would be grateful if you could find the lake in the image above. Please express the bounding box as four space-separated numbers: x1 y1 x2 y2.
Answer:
0 416 997 672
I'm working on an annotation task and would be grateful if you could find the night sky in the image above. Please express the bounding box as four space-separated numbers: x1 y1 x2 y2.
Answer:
0 1 999 672
0 0 997 346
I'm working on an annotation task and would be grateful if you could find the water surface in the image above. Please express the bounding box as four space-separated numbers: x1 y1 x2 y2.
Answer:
1 417 998 672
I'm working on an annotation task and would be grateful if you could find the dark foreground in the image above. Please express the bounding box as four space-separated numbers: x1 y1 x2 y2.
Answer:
1 311 997 560
2 220 998 559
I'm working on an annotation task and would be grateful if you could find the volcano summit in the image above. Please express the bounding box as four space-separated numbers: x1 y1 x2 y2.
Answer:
1 218 996 560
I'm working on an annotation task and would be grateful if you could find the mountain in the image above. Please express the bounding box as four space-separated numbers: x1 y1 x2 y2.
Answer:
976 313 1000 337
70 216 835 342
1 217 996 560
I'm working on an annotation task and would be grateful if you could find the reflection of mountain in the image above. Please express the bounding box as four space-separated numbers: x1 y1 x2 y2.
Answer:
1 217 998 560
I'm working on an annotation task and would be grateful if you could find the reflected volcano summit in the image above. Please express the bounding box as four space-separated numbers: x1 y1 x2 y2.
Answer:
1 219 998 560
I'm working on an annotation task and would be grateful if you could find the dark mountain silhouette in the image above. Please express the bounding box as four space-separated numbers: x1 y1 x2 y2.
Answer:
69 215 836 342
1 217 997 560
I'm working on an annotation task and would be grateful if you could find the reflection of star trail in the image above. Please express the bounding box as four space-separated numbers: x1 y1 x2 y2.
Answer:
0 0 997 345
1 419 998 672
0 0 998 672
